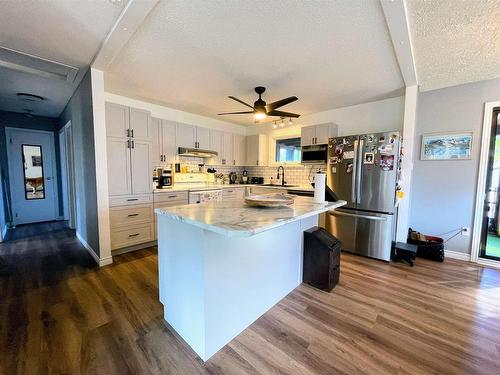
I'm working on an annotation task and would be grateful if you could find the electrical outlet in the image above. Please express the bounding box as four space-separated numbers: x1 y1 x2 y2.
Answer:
461 227 470 236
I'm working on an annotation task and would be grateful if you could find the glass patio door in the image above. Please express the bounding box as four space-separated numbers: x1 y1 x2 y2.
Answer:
480 109 500 260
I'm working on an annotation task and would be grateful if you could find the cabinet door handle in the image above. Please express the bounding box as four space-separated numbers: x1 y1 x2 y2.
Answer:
128 233 140 238
127 140 131 148
127 129 130 137
256 160 259 166
127 198 138 202
127 213 139 217
131 129 134 138
131 140 135 149
167 195 177 198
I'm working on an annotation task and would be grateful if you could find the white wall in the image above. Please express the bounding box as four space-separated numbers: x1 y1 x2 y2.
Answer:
104 93 247 135
246 96 405 138
410 77 500 255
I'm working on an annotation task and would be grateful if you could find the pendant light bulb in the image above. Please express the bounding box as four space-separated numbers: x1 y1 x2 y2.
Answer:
280 117 285 127
273 121 277 129
288 117 293 125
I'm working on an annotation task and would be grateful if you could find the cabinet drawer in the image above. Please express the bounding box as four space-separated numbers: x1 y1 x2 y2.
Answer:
109 194 153 207
222 188 245 200
111 223 154 250
249 187 286 195
110 204 153 228
154 191 188 203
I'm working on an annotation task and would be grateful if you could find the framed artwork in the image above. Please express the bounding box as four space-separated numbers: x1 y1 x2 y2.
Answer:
421 131 473 161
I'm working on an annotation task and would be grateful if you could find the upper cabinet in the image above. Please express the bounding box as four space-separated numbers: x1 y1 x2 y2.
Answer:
233 134 246 166
221 132 233 165
152 117 177 166
129 108 152 141
300 123 337 146
176 123 196 148
106 103 130 138
246 134 268 166
208 130 223 165
176 123 211 149
106 103 151 141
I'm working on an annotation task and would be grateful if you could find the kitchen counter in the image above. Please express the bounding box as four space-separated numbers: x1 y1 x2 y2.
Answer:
156 197 345 361
154 183 314 193
156 197 345 237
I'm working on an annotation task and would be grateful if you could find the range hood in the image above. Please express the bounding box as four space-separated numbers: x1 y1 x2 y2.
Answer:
178 147 218 158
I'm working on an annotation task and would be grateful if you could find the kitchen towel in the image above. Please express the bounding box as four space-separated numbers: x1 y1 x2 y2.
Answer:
314 173 326 204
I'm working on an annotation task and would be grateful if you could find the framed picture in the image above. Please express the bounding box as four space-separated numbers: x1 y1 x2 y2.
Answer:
421 131 473 161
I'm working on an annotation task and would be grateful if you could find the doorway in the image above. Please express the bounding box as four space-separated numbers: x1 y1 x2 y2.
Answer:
59 121 76 229
480 109 500 260
6 128 59 225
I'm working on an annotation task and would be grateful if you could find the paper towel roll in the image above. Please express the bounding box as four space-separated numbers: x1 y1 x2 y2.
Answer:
314 173 326 204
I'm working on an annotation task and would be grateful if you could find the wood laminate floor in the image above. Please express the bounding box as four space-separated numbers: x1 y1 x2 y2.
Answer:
1 227 500 374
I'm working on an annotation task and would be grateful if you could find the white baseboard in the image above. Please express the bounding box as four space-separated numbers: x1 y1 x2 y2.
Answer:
444 249 471 261
76 231 113 267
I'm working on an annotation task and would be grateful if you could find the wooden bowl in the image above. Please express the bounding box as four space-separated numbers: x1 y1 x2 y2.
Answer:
245 193 295 208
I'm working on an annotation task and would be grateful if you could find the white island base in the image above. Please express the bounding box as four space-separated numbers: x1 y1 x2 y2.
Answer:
156 198 346 361
158 214 316 361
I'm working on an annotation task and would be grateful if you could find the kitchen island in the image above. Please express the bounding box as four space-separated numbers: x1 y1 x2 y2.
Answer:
156 197 346 361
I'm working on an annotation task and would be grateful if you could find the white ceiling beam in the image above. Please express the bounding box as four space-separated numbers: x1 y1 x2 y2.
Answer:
380 0 418 87
92 0 159 70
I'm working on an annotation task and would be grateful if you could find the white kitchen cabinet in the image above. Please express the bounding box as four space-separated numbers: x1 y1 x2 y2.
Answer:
176 123 196 148
196 127 210 149
300 126 316 146
209 130 223 165
301 123 337 146
153 117 177 166
221 132 233 165
246 134 268 166
130 140 153 194
106 103 129 138
107 138 132 196
233 134 246 166
151 118 162 166
129 107 151 141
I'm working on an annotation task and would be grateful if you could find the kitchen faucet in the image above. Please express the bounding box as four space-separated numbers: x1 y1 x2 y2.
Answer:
277 165 285 186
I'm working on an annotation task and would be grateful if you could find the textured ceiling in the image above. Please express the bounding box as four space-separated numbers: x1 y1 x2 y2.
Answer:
0 0 126 117
105 0 404 125
407 0 500 92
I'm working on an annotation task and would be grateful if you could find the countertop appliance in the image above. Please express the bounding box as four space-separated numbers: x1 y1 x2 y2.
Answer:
155 168 173 189
325 131 400 261
301 144 328 164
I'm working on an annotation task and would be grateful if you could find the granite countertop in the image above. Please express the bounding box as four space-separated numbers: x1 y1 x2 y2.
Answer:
155 197 346 237
154 184 315 193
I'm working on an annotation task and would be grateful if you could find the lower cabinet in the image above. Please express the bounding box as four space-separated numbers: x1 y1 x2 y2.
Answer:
153 191 189 239
222 187 246 200
110 223 154 250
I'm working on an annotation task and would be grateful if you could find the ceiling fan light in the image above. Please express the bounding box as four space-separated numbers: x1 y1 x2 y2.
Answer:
254 111 267 120
288 118 293 125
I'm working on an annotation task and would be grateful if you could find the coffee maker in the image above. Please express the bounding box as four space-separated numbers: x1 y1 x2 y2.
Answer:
154 168 173 188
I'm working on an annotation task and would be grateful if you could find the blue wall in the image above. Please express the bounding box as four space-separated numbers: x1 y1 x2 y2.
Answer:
0 110 60 227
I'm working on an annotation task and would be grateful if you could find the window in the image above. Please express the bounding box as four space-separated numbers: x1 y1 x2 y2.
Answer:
22 144 45 200
275 137 301 163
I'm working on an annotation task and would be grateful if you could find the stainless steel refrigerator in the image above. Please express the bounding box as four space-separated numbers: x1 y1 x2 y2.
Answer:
325 131 400 261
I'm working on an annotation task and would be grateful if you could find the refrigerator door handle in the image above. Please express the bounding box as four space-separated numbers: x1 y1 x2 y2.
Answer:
356 139 364 204
352 139 358 203
329 210 387 221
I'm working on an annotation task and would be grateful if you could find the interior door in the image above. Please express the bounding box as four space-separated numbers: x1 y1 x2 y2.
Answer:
131 140 152 194
7 129 58 225
357 132 399 214
327 135 359 209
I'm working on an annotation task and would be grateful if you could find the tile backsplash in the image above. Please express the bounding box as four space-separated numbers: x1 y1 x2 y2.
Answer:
175 157 325 186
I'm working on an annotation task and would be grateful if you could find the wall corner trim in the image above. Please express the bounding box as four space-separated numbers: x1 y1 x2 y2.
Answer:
76 231 113 267
444 249 471 262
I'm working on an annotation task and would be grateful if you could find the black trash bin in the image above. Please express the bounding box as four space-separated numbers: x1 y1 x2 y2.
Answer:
303 227 341 292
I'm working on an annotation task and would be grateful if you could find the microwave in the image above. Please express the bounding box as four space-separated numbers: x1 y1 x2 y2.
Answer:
301 144 328 164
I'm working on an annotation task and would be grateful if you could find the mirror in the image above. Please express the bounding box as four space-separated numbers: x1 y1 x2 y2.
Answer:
22 144 45 200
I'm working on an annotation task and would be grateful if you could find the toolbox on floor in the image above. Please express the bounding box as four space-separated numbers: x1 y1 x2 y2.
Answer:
407 228 444 262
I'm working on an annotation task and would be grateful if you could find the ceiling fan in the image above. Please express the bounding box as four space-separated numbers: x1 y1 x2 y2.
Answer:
218 86 300 121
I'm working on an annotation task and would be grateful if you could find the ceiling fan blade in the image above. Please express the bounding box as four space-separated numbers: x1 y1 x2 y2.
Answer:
228 96 254 109
218 111 254 115
267 110 301 118
265 96 298 112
